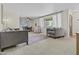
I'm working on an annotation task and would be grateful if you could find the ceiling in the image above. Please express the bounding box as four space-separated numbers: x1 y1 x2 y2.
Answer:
2 3 79 17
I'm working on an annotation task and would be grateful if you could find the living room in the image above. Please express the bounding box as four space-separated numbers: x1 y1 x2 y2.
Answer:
0 3 78 55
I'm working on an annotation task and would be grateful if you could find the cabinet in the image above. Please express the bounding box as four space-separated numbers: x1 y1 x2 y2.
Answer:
76 33 79 55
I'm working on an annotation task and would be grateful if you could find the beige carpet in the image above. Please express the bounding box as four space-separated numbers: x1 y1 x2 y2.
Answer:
1 32 76 55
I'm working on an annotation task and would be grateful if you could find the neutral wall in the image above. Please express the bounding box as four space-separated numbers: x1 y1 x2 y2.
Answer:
2 3 54 30
0 4 20 31
72 11 79 34
0 4 1 29
3 4 19 28
61 10 69 36
0 4 3 31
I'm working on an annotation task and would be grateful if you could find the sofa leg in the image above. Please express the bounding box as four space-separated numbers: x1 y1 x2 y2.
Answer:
26 41 28 45
1 49 4 52
27 42 28 45
0 49 4 52
54 37 57 39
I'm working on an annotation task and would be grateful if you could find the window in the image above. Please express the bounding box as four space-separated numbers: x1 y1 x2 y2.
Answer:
52 13 62 28
44 16 53 28
57 13 62 28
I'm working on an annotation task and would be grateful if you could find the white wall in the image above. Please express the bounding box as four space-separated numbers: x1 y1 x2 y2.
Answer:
2 4 20 28
0 4 4 31
72 11 79 34
0 4 19 31
61 10 69 36
0 4 1 29
1 3 55 29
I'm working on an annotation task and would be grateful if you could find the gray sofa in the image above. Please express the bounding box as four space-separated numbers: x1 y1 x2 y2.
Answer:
47 28 65 38
0 31 28 52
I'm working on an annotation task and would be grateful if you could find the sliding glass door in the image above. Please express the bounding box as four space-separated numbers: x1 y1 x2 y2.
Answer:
44 13 62 28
